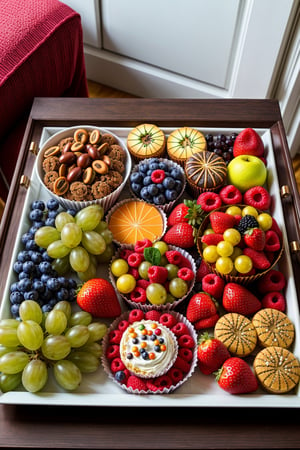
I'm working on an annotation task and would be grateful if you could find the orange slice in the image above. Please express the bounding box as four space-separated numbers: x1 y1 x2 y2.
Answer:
107 200 166 245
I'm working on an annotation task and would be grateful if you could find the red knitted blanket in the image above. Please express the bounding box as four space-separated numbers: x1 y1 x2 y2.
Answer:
0 0 79 85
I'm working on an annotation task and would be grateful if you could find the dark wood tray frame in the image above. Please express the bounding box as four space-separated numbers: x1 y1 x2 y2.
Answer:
0 98 300 449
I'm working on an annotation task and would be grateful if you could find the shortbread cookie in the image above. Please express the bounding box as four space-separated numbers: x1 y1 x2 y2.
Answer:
252 308 295 349
254 346 300 394
214 312 257 357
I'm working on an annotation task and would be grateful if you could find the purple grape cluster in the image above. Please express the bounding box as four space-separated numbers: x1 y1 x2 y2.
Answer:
9 198 77 318
205 133 238 162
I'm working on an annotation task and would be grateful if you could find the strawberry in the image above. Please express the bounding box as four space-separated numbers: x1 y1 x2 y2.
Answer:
222 282 261 315
167 199 203 227
195 259 211 282
243 227 265 251
243 248 271 270
201 233 224 246
209 211 236 234
186 292 217 323
163 222 195 248
233 128 265 158
215 357 259 394
126 375 147 391
76 278 121 317
197 332 231 375
194 313 219 330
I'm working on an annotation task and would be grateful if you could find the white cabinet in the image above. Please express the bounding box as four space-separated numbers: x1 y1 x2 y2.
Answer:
61 0 299 155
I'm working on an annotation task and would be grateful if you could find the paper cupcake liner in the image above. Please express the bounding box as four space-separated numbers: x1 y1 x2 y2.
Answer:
196 205 284 285
35 125 132 213
128 158 187 214
186 180 224 199
109 244 196 312
101 310 198 395
105 198 167 247
128 147 167 164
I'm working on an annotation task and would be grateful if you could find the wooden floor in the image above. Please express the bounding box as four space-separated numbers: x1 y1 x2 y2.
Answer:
88 80 300 193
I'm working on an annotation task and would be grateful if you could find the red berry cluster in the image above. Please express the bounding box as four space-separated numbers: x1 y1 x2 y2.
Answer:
105 310 196 393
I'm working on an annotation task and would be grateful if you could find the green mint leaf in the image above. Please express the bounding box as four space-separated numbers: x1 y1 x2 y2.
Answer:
144 247 161 265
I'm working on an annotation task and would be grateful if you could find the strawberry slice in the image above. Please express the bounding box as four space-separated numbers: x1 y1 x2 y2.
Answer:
209 211 236 234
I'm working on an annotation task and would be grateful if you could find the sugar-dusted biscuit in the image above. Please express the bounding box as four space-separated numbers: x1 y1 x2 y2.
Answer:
252 308 295 349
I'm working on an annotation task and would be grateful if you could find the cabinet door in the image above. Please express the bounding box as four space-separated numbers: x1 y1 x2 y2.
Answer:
85 0 295 99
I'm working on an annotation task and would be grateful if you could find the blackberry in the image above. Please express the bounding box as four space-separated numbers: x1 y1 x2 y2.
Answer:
237 215 259 234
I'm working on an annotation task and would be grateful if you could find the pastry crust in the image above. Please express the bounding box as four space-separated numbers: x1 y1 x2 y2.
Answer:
167 127 206 166
127 124 166 161
254 346 300 393
214 312 257 357
252 308 295 349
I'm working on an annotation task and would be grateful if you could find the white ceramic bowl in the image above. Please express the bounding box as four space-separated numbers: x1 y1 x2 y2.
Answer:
35 125 132 212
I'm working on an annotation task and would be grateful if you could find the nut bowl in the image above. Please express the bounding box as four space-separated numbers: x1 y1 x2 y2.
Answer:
196 204 284 285
35 125 132 212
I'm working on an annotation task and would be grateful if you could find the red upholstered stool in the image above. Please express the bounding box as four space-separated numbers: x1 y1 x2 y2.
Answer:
0 0 88 200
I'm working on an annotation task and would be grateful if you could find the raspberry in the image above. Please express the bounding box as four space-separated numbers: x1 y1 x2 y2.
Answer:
270 217 283 241
178 334 194 348
145 310 161 321
261 291 286 312
128 267 139 279
195 259 210 282
159 313 177 328
202 273 225 299
219 184 242 205
151 169 165 184
264 230 281 252
171 322 189 336
243 248 271 270
174 355 191 373
165 250 182 265
152 375 173 390
137 279 151 290
130 287 147 303
201 233 224 246
127 252 144 267
134 238 153 253
237 215 259 234
178 347 193 362
167 367 184 384
145 380 160 392
256 269 286 294
193 313 219 330
178 254 192 269
177 267 194 282
243 186 271 211
106 344 120 359
108 329 123 344
197 192 222 212
148 265 168 283
110 357 125 373
119 248 133 260
128 309 144 323
127 375 147 391
118 319 130 332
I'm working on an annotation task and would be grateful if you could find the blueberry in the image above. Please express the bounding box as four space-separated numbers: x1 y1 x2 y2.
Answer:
10 282 20 293
159 161 168 171
47 209 59 219
24 290 39 301
156 183 164 192
140 186 152 201
18 278 32 292
32 280 45 293
21 232 34 245
67 278 78 290
67 208 77 217
149 162 159 171
174 180 183 192
47 277 61 291
32 220 45 229
42 304 52 313
147 184 159 196
139 163 149 173
115 371 126 383
22 260 36 274
31 200 45 211
153 194 166 205
47 198 60 211
143 176 152 186
13 261 23 274
39 261 53 274
25 239 39 252
10 291 24 305
141 351 149 359
17 250 31 263
11 304 20 318
30 251 43 264
170 167 184 180
130 172 143 184
57 287 69 301
130 182 141 195
165 189 178 202
45 217 56 227
41 251 53 262
68 288 77 302
163 177 176 190
18 271 30 280
29 209 44 222
41 287 52 301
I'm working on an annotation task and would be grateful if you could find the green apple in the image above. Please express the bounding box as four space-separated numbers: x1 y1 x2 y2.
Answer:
227 155 267 193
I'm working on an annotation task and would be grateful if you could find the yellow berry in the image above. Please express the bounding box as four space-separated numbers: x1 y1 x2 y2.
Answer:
217 240 234 257
257 213 273 231
234 255 253 274
242 206 258 218
215 257 234 275
223 228 241 246
203 245 218 263
226 206 242 216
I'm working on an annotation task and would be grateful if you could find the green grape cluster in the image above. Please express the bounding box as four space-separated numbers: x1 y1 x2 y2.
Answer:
34 204 115 281
0 300 107 393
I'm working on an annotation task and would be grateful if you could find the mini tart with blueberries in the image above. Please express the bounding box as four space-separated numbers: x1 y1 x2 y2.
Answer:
127 124 166 162
101 309 198 394
167 127 207 166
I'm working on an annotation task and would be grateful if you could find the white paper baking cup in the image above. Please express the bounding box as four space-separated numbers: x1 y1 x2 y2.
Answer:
129 158 186 214
109 244 196 312
101 310 198 394
35 125 132 212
